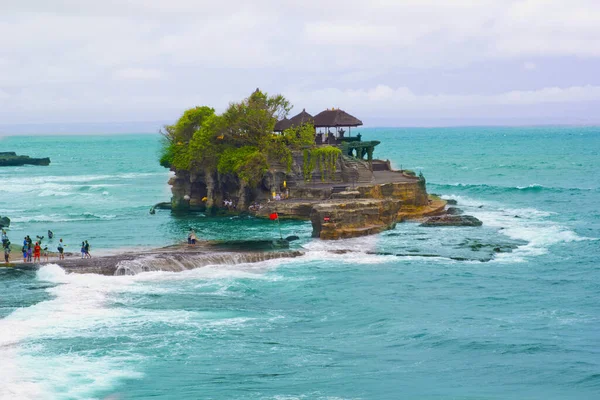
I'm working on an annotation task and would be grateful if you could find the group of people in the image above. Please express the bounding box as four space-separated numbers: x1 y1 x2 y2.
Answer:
222 199 236 210
80 240 92 259
0 229 91 263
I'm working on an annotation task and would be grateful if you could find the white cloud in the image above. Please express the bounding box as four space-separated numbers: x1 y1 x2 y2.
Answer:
288 84 600 115
1 0 600 124
114 68 163 80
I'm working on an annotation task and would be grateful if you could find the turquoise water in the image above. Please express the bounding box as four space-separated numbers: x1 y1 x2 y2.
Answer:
0 128 599 399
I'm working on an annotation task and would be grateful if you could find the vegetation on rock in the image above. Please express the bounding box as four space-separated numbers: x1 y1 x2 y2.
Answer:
160 90 320 186
302 146 342 182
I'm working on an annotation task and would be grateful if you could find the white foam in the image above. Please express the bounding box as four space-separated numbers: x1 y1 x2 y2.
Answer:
0 262 273 399
441 194 593 262
11 213 117 223
0 172 166 197
0 264 259 398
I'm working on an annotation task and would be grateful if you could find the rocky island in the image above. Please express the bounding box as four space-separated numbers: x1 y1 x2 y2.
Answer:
159 89 481 239
0 151 50 167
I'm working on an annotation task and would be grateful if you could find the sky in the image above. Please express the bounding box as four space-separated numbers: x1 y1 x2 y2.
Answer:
1 0 600 132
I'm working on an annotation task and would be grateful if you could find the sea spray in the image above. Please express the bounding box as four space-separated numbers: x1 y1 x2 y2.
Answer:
441 194 592 262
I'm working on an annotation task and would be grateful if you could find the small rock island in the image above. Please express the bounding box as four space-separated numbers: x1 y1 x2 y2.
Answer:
159 89 480 239
0 151 50 167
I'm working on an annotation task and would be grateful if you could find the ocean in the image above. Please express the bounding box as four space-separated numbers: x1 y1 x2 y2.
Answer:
0 127 599 399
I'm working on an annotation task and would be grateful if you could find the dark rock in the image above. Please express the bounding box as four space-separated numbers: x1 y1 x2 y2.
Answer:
0 216 10 228
446 199 458 205
420 215 483 227
12 244 304 275
285 235 300 242
329 249 352 254
446 207 463 215
207 239 290 251
0 153 50 167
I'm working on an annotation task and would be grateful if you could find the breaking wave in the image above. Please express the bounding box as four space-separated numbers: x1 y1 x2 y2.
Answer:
113 251 303 275
441 194 595 262
10 213 117 223
432 182 597 194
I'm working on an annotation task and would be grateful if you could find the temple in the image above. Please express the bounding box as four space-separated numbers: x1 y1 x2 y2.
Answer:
165 92 452 240
275 108 380 165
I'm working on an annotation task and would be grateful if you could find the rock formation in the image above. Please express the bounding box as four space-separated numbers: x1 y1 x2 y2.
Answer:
420 215 483 227
0 152 50 167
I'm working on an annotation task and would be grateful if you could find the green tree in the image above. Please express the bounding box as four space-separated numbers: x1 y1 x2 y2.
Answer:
160 89 305 187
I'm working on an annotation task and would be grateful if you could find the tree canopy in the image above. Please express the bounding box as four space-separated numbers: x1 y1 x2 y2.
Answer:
159 89 315 186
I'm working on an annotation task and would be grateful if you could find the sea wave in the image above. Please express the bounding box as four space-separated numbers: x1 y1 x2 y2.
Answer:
441 194 595 262
0 262 269 399
432 182 596 194
10 213 117 223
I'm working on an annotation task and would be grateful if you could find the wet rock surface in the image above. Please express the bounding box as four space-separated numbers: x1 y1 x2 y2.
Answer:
420 214 483 227
10 242 304 275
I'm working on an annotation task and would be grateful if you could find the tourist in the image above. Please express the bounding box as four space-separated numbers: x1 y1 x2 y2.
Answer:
4 243 10 263
1 230 8 248
43 245 49 262
81 241 85 258
27 244 32 262
57 239 65 260
189 229 197 245
22 244 27 262
33 242 41 263
84 240 91 258
26 235 32 246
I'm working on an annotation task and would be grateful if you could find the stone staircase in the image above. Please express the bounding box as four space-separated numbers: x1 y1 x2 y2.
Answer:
341 156 374 183
371 159 391 171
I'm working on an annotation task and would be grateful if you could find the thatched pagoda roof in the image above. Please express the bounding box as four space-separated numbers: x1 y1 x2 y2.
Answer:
274 117 292 132
289 109 314 127
313 109 363 128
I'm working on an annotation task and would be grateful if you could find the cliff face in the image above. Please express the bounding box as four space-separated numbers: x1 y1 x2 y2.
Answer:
166 152 447 241
168 152 357 211
169 168 281 211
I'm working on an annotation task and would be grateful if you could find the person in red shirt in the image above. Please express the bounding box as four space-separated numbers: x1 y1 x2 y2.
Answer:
33 242 41 263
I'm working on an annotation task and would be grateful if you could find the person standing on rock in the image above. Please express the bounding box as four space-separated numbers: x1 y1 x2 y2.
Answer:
4 243 10 263
84 240 91 258
57 239 65 260
27 244 33 262
1 230 8 248
81 241 85 259
33 242 41 263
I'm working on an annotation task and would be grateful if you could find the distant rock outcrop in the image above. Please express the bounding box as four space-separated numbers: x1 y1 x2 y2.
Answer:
0 152 50 167
0 216 9 228
420 215 483 227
